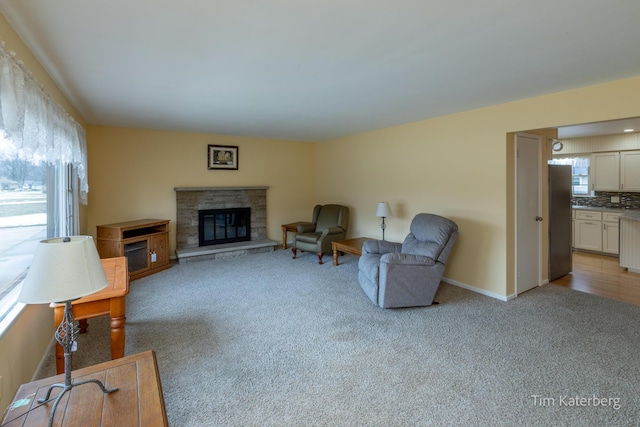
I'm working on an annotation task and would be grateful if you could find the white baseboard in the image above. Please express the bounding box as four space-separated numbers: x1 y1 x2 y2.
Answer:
442 276 510 302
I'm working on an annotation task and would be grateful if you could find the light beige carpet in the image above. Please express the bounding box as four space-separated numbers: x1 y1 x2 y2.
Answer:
37 249 640 426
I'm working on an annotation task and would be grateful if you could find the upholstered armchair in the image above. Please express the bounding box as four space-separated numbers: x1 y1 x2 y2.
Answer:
292 204 349 264
358 213 458 308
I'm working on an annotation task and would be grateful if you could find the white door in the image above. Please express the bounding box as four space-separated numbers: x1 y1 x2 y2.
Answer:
516 133 541 294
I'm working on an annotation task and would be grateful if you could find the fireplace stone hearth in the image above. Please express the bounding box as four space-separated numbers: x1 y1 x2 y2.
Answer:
174 186 276 263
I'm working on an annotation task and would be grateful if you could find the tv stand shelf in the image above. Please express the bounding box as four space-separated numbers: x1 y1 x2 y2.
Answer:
97 219 170 281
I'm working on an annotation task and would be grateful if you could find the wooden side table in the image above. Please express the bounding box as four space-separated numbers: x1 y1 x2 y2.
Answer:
2 350 168 427
332 237 375 266
51 257 129 374
281 221 313 249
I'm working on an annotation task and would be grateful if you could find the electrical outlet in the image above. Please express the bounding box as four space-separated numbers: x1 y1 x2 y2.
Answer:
611 196 620 203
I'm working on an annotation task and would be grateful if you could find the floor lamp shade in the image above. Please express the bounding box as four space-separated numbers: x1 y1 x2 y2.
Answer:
19 236 108 304
376 202 392 218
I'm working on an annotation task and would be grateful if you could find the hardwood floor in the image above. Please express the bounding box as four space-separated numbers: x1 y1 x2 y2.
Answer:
551 251 640 306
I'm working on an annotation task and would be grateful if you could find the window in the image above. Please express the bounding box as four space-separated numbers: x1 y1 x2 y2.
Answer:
0 135 77 321
0 43 87 324
549 157 591 196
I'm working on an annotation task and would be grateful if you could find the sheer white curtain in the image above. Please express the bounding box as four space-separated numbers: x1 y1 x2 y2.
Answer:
0 41 89 208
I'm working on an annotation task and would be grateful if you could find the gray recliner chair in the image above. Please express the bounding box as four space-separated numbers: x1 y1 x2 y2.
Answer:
358 213 458 308
291 204 349 264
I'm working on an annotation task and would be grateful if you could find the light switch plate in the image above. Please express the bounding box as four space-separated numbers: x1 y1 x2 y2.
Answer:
611 196 620 203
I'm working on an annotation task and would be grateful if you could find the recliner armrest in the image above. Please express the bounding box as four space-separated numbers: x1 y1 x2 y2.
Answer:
322 226 346 236
362 240 402 255
380 252 437 267
297 222 316 233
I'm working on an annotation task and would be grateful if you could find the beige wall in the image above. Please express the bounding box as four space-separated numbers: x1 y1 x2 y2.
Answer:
316 77 640 298
0 305 53 411
86 126 317 253
86 76 640 301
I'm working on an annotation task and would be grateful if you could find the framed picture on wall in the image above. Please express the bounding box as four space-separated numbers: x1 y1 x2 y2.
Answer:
208 145 238 170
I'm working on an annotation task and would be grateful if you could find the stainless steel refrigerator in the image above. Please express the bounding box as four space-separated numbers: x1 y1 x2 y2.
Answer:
548 164 573 280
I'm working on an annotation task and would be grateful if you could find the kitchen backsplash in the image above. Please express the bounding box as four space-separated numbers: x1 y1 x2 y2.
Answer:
572 192 640 210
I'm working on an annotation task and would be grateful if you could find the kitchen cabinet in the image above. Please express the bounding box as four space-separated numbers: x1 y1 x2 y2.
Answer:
572 209 623 255
602 212 621 255
591 150 640 192
97 219 170 281
574 210 603 252
620 151 640 191
620 214 640 273
591 152 620 191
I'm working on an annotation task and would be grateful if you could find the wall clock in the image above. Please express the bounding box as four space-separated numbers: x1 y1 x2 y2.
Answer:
552 140 563 152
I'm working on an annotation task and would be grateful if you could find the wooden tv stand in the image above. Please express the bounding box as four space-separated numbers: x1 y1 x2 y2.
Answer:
97 219 170 281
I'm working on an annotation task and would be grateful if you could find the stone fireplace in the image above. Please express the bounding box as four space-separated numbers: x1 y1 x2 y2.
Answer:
174 186 276 263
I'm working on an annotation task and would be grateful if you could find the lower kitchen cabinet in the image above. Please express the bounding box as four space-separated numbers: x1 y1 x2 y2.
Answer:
602 212 621 254
573 210 622 255
574 218 602 252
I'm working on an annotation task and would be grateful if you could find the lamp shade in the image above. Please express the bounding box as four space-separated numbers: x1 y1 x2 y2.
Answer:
375 202 392 218
19 236 108 304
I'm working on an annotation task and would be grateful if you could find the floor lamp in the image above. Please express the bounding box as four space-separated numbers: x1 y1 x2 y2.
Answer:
376 202 392 240
18 236 118 427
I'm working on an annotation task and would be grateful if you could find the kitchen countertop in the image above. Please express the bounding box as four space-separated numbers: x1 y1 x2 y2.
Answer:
572 205 629 213
620 210 640 221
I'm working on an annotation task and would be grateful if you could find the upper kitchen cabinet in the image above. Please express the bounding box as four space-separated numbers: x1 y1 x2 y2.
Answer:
591 152 620 191
591 150 640 192
621 151 640 191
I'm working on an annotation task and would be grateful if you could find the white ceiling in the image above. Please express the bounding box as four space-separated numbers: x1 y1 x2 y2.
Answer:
1 0 640 141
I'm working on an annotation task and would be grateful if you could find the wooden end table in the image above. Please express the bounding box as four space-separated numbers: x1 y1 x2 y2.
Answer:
332 237 375 266
2 350 168 427
50 256 129 374
281 221 313 249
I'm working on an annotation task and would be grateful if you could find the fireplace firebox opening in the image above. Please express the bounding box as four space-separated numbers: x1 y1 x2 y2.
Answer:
199 208 251 247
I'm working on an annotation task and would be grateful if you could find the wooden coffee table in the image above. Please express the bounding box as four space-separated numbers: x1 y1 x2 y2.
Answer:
332 237 375 266
2 350 168 427
50 256 129 374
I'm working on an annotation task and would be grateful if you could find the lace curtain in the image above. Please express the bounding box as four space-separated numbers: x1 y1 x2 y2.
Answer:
0 42 89 204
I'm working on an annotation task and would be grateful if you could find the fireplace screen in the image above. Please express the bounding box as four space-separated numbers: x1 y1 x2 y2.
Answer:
199 208 250 246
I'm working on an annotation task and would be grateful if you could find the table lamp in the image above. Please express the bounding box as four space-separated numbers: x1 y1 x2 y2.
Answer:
375 202 392 240
18 236 118 427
